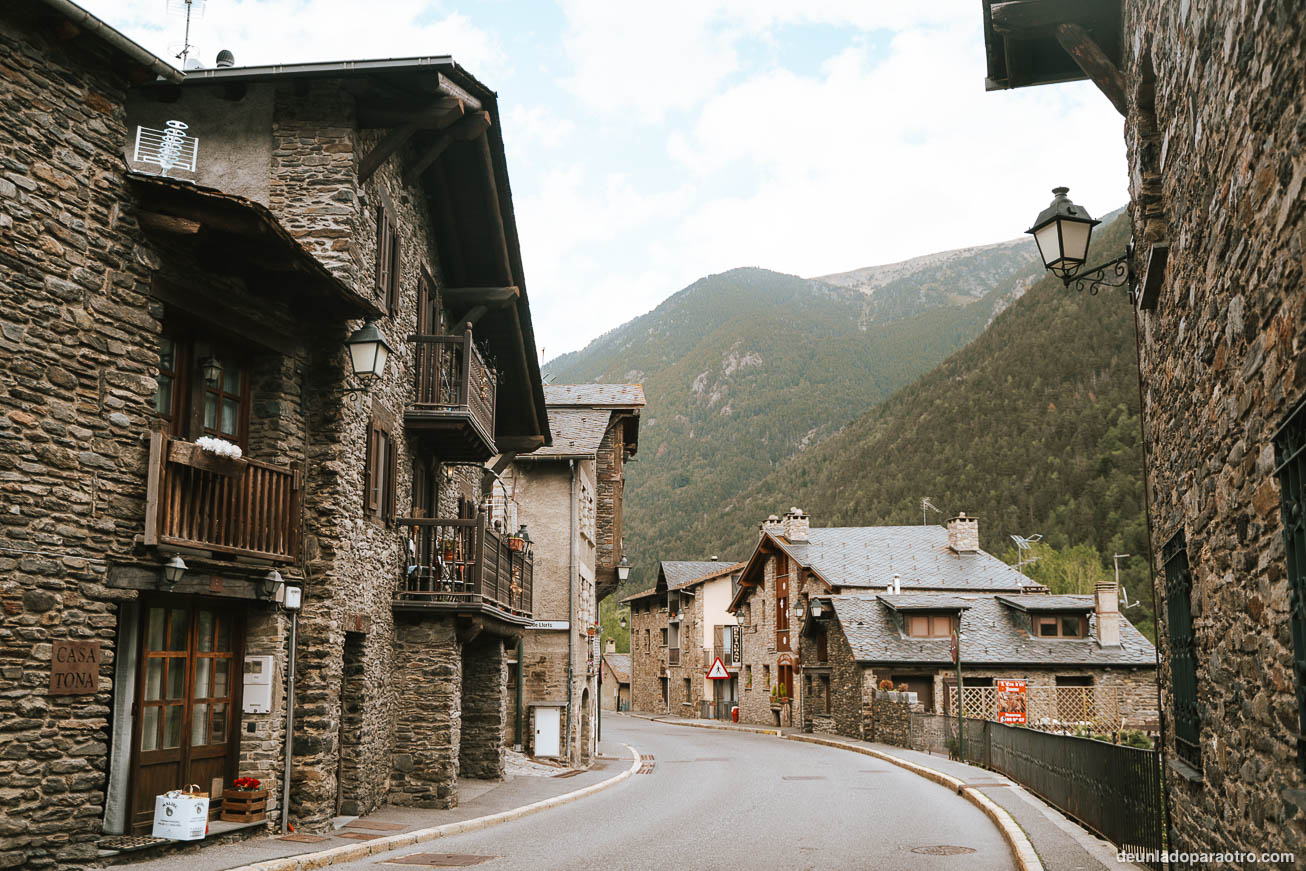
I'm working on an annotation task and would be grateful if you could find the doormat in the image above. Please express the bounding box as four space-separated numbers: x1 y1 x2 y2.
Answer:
381 854 499 867
336 831 384 840
277 834 332 843
96 835 168 852
345 820 408 831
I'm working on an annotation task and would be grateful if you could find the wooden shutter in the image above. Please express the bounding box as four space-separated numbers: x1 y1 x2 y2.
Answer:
383 430 397 523
386 227 401 316
375 207 391 298
363 421 379 513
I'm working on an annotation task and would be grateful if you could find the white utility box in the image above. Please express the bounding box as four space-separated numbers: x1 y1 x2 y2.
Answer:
242 655 274 714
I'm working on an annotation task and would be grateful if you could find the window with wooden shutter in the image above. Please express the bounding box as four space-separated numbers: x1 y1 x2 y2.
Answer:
383 429 397 523
363 421 380 514
375 206 391 299
1274 398 1306 773
1163 531 1201 771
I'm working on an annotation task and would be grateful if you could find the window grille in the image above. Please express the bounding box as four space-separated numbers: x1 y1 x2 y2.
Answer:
1162 530 1201 770
1274 398 1306 772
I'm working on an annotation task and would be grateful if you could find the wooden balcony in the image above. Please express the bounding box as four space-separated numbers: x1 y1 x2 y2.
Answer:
144 433 300 563
395 514 532 625
406 328 497 461
713 644 742 669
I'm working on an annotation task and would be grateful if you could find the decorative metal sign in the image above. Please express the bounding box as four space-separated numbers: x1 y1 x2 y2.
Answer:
49 640 100 695
133 120 199 176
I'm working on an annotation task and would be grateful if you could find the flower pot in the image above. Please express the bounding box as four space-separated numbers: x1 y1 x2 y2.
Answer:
220 788 267 823
507 537 525 553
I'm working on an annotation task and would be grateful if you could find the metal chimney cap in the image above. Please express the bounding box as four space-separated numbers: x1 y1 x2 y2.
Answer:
216 49 235 68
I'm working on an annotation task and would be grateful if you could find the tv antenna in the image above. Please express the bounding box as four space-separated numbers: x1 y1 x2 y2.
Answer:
920 497 941 526
167 0 206 67
1009 533 1043 574
1113 553 1143 610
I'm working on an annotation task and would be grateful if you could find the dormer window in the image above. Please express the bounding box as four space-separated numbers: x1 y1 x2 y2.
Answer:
905 614 956 638
1033 615 1087 638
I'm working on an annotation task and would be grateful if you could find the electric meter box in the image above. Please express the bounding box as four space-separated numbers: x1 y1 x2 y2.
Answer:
242 655 274 714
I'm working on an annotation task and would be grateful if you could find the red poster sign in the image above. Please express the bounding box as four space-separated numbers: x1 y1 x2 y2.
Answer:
996 679 1027 724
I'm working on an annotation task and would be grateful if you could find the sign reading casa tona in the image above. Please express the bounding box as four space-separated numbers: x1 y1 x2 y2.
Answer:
49 640 101 696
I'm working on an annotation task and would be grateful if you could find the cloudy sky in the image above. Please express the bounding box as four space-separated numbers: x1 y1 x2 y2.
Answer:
82 0 1128 359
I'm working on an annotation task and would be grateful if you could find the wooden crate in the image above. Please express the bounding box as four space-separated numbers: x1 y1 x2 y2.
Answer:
220 789 267 823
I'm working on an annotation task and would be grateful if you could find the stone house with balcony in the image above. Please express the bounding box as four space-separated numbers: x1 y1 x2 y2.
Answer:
976 0 1306 856
623 559 742 717
0 2 549 865
497 384 642 763
729 510 1056 727
798 589 1156 740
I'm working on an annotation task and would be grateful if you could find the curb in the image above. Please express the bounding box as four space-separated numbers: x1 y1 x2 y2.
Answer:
785 734 1043 871
224 744 642 871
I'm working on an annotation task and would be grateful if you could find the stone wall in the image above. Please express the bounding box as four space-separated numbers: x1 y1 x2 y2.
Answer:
869 691 916 748
389 618 460 808
798 616 863 739
460 637 507 779
628 594 666 713
1123 0 1306 855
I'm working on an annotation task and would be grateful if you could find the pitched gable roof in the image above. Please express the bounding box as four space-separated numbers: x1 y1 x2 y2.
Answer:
544 384 646 408
825 594 1155 667
661 560 734 591
517 408 612 459
603 653 631 684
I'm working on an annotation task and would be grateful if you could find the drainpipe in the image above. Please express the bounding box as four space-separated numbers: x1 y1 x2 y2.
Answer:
514 637 524 750
566 460 576 761
281 608 298 834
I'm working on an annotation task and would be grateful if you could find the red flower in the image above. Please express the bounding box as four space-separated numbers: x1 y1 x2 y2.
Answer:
232 777 261 791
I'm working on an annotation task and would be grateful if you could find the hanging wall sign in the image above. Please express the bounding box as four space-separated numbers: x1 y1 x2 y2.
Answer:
996 679 1027 724
49 640 101 695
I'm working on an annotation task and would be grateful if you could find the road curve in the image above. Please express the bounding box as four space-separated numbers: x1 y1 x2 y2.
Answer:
330 715 1017 871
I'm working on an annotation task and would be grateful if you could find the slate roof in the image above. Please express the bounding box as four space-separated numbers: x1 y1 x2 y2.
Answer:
996 594 1097 613
544 384 646 408
517 408 612 459
661 560 733 590
771 526 1033 592
620 586 660 603
878 594 976 612
826 593 1156 667
603 653 631 684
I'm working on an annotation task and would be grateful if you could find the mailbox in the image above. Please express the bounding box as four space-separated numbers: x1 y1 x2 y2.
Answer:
242 655 274 714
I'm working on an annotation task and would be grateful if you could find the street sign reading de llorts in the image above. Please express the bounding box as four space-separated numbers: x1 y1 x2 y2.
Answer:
49 640 101 695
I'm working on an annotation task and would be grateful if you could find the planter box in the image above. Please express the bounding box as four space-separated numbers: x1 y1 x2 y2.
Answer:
220 788 267 823
169 441 248 478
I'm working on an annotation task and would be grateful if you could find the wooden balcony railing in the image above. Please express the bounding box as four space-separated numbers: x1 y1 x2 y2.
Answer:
395 513 532 622
408 328 496 459
713 644 741 668
144 433 300 562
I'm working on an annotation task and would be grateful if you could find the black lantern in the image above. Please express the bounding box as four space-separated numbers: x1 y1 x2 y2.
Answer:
810 598 824 618
345 320 394 381
1026 187 1100 278
793 598 806 621
619 613 628 630
516 524 533 558
256 568 284 599
200 356 222 386
616 555 631 582
162 554 187 585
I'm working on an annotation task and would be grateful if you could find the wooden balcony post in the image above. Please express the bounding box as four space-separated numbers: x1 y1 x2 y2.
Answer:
460 327 473 407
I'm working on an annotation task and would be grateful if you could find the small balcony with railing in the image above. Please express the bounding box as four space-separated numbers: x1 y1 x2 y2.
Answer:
406 327 498 461
395 512 533 625
144 432 301 563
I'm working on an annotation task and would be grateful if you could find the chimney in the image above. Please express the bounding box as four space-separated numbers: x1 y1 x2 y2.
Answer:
947 512 979 553
1094 582 1121 647
783 507 809 543
761 514 783 539
890 574 901 594
605 638 616 655
215 49 236 68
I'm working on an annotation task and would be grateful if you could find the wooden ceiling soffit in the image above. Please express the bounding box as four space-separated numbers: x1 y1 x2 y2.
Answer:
358 97 464 183
403 111 492 186
1052 22 1127 115
443 286 520 309
986 0 1122 97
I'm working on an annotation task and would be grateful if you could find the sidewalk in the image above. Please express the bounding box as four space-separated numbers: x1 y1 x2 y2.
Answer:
107 743 634 871
632 714 1139 871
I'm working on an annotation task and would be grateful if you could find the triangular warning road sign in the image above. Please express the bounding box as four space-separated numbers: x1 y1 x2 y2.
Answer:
706 657 730 679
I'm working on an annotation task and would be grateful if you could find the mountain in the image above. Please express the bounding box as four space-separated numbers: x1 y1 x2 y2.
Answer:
637 214 1155 638
545 240 1044 600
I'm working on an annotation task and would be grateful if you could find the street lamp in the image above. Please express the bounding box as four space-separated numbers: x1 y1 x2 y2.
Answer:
1027 187 1132 295
793 598 806 621
810 598 824 619
344 320 394 395
616 555 630 582
161 554 187 585
619 613 628 630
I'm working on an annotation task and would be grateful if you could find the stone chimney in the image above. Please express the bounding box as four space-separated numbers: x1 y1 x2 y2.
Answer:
761 514 784 539
605 638 616 654
1094 582 1121 647
947 512 979 553
783 507 809 543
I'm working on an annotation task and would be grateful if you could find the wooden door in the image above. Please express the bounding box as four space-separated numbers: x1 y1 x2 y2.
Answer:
129 599 243 833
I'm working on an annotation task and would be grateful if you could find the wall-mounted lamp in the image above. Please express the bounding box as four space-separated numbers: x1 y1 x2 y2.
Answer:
793 599 806 621
343 320 394 397
161 553 187 586
619 613 628 630
616 555 631 582
516 524 533 558
810 598 824 619
200 356 222 386
256 568 284 599
1027 187 1133 296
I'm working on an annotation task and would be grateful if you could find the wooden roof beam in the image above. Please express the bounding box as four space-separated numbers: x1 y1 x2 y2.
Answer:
358 97 463 183
403 111 491 186
1054 22 1127 116
442 286 519 308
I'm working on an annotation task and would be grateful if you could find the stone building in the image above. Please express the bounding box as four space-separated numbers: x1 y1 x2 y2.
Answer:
978 0 1306 857
600 642 631 712
728 510 1052 727
798 589 1156 739
0 1 550 866
503 384 642 762
623 559 744 718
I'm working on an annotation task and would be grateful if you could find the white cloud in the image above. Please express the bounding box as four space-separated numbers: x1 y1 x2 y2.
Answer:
506 105 576 151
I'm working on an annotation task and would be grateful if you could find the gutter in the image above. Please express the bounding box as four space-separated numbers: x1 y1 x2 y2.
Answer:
565 459 576 761
38 0 183 83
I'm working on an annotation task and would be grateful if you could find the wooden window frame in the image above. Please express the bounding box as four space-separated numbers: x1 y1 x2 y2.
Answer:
1273 397 1306 773
375 204 401 315
199 356 251 447
1163 531 1202 771
363 416 397 524
905 612 956 638
1032 614 1089 638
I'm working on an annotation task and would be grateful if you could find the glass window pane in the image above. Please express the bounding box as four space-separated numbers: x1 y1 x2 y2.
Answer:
194 658 212 699
168 609 188 651
1038 619 1058 637
162 705 183 749
210 702 227 744
147 608 165 651
145 659 164 701
141 706 159 752
215 617 231 652
191 702 209 746
204 394 217 429
221 398 238 436
213 659 229 699
197 611 214 652
166 659 186 700
160 337 175 368
1062 616 1081 637
155 375 173 416
223 366 240 395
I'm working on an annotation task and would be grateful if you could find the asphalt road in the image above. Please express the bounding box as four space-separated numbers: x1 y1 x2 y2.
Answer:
329 715 1016 871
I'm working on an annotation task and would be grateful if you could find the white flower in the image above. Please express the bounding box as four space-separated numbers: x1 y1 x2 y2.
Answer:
194 436 243 460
